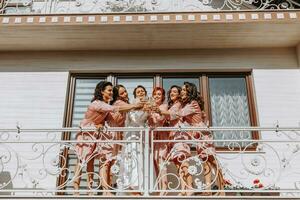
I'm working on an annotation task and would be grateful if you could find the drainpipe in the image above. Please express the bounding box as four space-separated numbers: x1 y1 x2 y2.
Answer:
297 43 300 69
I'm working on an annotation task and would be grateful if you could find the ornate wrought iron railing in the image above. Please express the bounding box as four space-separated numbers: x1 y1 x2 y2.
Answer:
0 126 300 197
0 0 299 15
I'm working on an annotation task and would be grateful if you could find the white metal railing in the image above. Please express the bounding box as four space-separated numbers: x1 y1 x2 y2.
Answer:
0 0 299 15
0 126 300 198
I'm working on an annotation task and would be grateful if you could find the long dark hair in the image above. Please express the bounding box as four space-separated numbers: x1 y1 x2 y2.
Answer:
133 85 147 98
167 85 182 108
111 84 129 105
91 81 113 102
182 82 204 110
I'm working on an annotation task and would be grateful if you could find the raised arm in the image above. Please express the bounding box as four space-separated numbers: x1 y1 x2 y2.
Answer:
160 102 181 121
91 100 143 113
149 104 168 125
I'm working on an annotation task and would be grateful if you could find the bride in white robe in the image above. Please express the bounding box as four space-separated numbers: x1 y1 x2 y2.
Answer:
117 85 149 193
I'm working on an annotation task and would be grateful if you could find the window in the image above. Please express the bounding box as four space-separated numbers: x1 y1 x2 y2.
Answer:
208 76 252 147
64 72 258 144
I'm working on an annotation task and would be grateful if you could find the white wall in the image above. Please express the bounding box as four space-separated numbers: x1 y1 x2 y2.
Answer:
217 70 300 194
0 49 299 195
0 72 68 193
253 69 300 127
234 69 300 189
0 72 68 128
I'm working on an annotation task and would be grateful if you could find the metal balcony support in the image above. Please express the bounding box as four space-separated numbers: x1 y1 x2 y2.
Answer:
0 126 300 197
143 127 150 197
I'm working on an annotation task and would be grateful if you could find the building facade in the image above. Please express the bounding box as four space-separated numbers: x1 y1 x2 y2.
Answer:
0 0 300 198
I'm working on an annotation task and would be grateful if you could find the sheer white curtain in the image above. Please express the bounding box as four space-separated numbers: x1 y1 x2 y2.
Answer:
209 77 252 147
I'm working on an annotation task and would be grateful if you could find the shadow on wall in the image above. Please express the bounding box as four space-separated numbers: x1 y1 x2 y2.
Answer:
0 171 13 195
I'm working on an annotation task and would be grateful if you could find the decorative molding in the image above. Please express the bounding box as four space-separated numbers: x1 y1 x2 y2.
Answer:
0 11 299 26
0 0 299 16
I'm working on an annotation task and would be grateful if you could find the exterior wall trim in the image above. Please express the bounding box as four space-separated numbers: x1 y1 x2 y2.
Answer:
1 11 299 26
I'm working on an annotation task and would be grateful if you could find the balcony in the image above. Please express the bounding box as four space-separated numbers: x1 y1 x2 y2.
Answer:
0 126 300 199
0 0 299 15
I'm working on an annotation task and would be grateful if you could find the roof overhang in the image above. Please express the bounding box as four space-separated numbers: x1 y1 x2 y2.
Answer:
0 11 300 51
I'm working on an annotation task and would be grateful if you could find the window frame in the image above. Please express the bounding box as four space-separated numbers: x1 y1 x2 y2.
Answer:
204 72 259 151
64 72 259 142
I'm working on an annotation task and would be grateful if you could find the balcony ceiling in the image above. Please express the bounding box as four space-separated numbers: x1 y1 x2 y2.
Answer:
0 12 300 51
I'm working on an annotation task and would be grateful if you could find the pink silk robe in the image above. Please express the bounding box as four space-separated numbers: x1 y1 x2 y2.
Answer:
106 100 128 159
180 100 215 160
76 100 119 161
148 103 169 161
168 102 193 163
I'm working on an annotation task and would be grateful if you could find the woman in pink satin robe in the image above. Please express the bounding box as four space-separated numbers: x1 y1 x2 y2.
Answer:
108 84 130 152
73 81 141 196
106 85 130 193
160 85 194 196
180 82 224 195
147 87 168 195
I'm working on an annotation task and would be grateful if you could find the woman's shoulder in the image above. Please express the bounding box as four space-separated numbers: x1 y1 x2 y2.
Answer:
171 101 181 108
89 99 110 110
113 99 128 106
91 99 106 105
189 100 201 111
159 103 168 110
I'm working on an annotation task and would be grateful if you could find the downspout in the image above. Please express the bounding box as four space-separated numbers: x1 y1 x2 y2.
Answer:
297 43 300 69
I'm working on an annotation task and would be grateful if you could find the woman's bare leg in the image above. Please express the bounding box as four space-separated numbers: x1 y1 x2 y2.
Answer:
73 159 82 196
100 161 114 196
180 162 193 196
86 157 95 195
175 163 185 196
176 161 193 196
157 158 168 196
209 158 225 196
203 162 212 196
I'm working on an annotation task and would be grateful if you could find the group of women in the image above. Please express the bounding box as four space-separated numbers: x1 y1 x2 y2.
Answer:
73 81 224 196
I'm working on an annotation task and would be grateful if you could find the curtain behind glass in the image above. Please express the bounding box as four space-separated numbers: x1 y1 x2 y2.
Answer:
209 77 252 147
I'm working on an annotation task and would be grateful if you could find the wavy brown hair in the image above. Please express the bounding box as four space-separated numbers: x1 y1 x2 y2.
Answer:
91 81 113 103
167 85 182 109
182 82 204 110
111 84 129 105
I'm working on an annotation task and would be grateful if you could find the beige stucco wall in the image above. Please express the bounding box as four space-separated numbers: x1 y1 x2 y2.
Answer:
0 47 297 72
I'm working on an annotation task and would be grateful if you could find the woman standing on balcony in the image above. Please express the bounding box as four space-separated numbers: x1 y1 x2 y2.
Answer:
147 87 169 195
179 82 224 196
106 84 130 193
159 85 195 196
73 81 142 196
119 85 149 195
